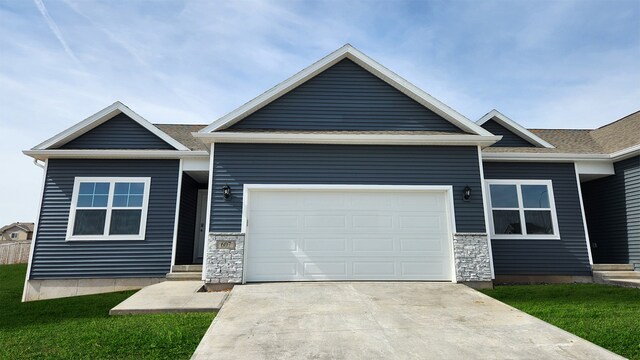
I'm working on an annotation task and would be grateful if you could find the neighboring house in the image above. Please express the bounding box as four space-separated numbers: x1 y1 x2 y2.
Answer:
0 222 34 241
21 45 640 301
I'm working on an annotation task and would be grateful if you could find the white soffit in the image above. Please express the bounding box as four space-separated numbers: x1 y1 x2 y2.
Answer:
477 109 555 149
200 44 494 137
32 101 189 151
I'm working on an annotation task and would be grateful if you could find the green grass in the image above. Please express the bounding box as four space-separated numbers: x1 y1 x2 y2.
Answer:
481 283 640 359
0 264 215 360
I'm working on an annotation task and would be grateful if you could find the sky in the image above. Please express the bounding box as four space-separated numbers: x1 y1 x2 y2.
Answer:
0 0 639 225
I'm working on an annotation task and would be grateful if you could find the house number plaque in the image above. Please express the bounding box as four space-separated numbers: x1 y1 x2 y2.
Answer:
216 240 236 250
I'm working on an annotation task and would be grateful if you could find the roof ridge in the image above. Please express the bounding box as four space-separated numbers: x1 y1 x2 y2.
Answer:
595 109 640 130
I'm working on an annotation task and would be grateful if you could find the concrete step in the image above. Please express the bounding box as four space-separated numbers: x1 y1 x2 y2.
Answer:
166 272 202 281
171 265 203 273
597 271 640 280
592 264 634 271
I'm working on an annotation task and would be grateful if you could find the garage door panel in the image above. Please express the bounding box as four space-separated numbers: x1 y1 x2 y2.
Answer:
303 262 347 276
251 213 299 231
302 236 347 252
249 261 298 277
303 215 346 228
398 215 445 230
302 193 348 210
352 261 396 276
352 215 394 228
399 236 445 252
352 237 395 252
245 189 453 282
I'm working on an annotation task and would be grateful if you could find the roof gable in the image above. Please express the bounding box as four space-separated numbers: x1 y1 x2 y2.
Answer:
477 110 554 148
201 44 493 136
228 58 465 132
480 119 536 147
60 113 175 149
33 102 189 151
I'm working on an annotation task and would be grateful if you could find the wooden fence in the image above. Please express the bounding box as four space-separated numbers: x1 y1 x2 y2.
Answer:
0 241 31 265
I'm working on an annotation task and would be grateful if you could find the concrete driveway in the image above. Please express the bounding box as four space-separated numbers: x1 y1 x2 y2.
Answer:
191 282 622 359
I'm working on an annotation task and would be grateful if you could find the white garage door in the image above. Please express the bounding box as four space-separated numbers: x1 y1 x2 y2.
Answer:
244 187 453 282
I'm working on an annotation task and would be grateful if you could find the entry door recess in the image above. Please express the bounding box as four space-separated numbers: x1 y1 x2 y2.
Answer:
244 186 454 282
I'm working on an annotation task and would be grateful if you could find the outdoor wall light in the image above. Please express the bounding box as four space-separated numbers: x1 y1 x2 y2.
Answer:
462 185 472 202
222 185 231 200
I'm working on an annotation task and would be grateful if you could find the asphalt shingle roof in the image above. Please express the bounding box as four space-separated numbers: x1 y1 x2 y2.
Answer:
154 110 639 155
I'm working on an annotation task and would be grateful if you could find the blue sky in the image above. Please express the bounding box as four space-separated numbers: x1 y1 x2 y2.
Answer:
0 0 639 224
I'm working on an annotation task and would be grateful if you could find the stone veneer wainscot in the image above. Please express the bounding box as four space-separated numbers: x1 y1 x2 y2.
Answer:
204 233 245 283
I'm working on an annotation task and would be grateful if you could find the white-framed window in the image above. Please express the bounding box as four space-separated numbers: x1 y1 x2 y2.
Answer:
485 179 560 240
10 232 18 239
66 177 151 241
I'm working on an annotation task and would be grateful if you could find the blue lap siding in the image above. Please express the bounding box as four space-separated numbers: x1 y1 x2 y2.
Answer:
60 113 175 149
229 59 465 132
30 159 179 279
582 156 640 270
210 144 485 233
483 162 591 276
480 119 535 147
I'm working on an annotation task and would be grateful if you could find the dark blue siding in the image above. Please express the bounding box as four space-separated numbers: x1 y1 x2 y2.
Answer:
582 156 640 270
484 162 591 276
229 59 464 132
211 144 485 233
480 119 536 147
175 173 199 265
30 159 179 279
60 113 175 149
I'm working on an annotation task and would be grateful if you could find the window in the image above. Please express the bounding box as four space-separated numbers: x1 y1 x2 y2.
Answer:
486 180 560 239
10 232 18 239
66 177 151 241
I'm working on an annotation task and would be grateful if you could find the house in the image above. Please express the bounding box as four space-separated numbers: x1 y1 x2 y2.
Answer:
21 45 640 301
1 222 34 241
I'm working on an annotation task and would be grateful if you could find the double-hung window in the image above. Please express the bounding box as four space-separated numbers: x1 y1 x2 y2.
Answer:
486 180 560 239
66 177 151 241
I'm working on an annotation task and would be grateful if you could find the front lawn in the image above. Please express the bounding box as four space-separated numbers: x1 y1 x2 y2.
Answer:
481 284 640 360
0 264 215 359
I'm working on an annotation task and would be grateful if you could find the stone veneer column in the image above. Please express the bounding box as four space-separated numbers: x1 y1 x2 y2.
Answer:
452 233 493 284
204 233 245 284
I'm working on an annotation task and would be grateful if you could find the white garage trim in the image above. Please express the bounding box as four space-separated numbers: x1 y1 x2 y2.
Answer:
241 184 458 283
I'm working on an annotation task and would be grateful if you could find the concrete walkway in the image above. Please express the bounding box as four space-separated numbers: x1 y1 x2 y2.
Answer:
109 281 227 315
191 282 623 360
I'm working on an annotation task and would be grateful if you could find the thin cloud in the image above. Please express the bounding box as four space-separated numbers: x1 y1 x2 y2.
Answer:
32 0 80 65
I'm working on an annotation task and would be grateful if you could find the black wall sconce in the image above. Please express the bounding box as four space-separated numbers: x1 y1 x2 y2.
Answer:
222 185 231 200
462 185 472 202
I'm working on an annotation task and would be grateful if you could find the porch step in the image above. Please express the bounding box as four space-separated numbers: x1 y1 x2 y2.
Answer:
166 272 202 281
592 264 634 271
596 271 640 280
171 265 202 273
603 278 640 289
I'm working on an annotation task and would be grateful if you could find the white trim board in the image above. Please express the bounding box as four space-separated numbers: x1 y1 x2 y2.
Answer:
240 184 458 284
477 109 555 148
193 132 501 147
22 159 48 302
32 101 189 151
199 44 494 137
574 163 594 265
23 149 207 161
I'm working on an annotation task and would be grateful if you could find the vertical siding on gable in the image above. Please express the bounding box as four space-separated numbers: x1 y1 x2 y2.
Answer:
30 159 179 279
60 113 175 149
229 59 465 132
483 162 591 275
481 119 536 147
211 144 485 234
582 156 640 269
